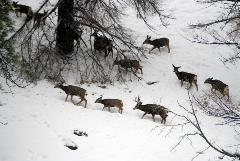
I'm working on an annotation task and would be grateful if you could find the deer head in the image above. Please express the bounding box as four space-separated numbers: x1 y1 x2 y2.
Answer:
133 96 142 110
172 64 181 73
204 77 213 84
54 81 64 88
95 96 103 103
143 35 151 44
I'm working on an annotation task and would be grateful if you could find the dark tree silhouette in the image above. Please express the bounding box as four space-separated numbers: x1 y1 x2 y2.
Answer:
56 0 74 56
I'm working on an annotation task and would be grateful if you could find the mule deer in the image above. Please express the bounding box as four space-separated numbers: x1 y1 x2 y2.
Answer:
143 35 170 53
33 10 48 27
172 64 198 91
91 30 113 58
113 57 143 74
95 96 123 114
54 82 87 107
204 77 229 100
12 1 33 20
133 97 168 123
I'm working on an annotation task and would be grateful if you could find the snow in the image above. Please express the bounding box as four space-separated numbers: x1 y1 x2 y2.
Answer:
1 0 240 161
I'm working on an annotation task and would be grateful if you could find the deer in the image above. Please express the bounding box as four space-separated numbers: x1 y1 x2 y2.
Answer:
143 35 170 53
204 77 229 100
95 96 123 114
133 96 169 123
113 57 143 74
12 1 33 21
54 82 87 107
172 64 198 91
33 10 48 27
91 30 113 58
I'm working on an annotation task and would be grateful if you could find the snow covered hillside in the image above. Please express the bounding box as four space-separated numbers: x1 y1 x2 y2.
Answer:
1 0 240 161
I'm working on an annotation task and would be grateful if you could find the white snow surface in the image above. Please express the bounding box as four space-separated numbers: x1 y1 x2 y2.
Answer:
1 0 240 161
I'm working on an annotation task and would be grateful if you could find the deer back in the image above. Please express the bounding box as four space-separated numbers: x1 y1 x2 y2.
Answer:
114 59 133 68
100 99 123 108
177 71 196 82
67 85 86 96
205 78 228 93
152 38 169 47
54 83 86 96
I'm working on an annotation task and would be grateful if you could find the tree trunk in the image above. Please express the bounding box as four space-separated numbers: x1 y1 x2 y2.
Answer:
56 0 74 56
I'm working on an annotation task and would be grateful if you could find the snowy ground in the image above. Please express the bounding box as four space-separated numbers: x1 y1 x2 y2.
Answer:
1 0 240 161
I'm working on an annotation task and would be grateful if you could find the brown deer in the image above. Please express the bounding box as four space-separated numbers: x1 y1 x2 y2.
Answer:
33 10 48 27
113 57 143 74
95 96 123 114
143 35 170 53
172 64 198 91
54 82 87 107
12 1 33 21
204 77 229 100
133 96 168 123
91 30 113 58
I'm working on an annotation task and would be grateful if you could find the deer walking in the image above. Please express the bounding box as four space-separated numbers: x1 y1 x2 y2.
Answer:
133 97 168 123
113 57 143 74
95 96 123 114
172 64 198 91
54 82 87 107
91 30 113 58
204 77 229 100
143 35 170 53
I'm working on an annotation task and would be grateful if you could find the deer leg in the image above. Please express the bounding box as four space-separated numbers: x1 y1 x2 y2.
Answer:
187 82 193 90
211 88 214 92
158 47 161 52
83 98 87 108
102 106 106 111
151 114 155 122
167 45 170 53
104 49 108 59
180 80 183 87
65 94 69 101
141 112 147 119
108 107 111 112
227 94 230 101
194 80 198 91
76 99 83 105
71 95 74 102
161 117 166 124
140 66 143 74
149 47 156 53
119 108 123 114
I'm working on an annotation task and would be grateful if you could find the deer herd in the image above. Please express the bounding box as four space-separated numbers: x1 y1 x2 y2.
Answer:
12 1 230 123
54 30 230 124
